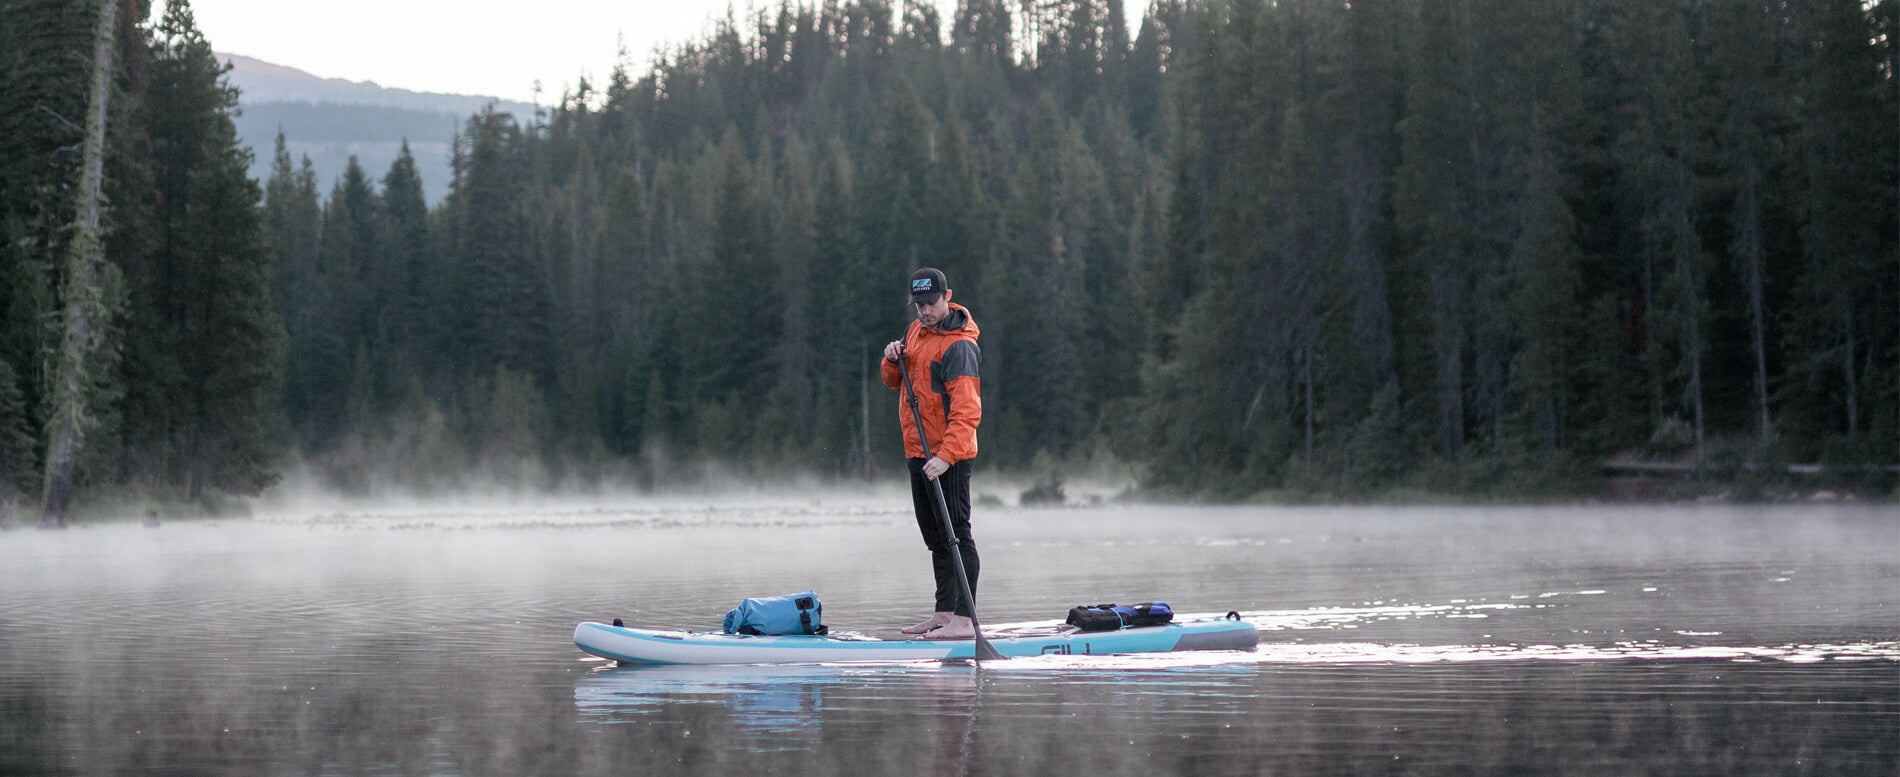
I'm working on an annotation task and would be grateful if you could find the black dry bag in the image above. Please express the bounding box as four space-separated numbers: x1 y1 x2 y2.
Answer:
1065 602 1173 631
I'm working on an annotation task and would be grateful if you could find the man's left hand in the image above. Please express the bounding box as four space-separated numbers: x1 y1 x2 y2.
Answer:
922 456 950 480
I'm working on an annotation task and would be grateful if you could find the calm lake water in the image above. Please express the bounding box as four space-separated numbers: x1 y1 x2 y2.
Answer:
1 498 1894 775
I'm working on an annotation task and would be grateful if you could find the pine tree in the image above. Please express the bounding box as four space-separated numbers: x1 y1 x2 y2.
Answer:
1264 102 1328 481
921 108 992 292
1702 2 1769 441
994 97 1093 462
595 165 652 456
303 179 354 442
809 138 871 475
334 156 381 362
949 0 1014 127
548 138 605 455
1604 0 1715 464
381 141 430 386
859 76 933 313
129 0 287 501
459 107 546 380
694 126 777 458
1482 0 1586 467
267 144 323 442
1393 0 1479 461
1507 109 1584 458
1790 0 1891 453
1127 3 1170 146
1077 110 1141 431
1324 0 1402 399
777 136 821 445
1149 121 1203 361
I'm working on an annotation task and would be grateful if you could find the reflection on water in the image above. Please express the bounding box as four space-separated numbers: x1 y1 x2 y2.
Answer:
569 653 1896 776
1 502 1895 775
576 663 984 753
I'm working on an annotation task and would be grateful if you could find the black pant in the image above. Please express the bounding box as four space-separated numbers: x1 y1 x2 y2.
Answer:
908 457 978 616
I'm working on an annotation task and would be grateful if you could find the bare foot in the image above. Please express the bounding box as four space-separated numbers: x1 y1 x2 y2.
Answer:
922 616 976 640
902 612 953 634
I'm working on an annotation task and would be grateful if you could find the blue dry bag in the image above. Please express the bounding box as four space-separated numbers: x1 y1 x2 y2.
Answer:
721 591 826 636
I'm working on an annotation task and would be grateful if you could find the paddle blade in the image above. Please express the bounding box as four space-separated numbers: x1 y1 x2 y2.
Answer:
972 632 1005 661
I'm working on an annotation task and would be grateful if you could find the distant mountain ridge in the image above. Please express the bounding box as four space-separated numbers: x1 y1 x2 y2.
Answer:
219 52 537 117
217 53 539 205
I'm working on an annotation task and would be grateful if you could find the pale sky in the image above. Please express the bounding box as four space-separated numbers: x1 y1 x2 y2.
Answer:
171 0 984 105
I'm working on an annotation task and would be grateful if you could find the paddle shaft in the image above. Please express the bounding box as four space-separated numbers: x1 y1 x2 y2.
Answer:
897 352 1002 661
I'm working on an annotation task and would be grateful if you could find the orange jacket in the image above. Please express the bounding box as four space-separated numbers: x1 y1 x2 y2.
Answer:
881 303 981 464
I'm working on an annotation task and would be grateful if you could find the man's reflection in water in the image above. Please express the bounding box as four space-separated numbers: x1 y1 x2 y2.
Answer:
921 666 981 777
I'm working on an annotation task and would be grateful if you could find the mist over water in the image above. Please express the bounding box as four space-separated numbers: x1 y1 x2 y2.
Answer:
1 500 1893 775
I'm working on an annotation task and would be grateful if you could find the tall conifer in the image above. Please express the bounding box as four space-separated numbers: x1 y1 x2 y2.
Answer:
131 0 286 501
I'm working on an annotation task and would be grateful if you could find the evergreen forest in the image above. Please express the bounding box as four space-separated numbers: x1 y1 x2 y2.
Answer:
1 0 1895 522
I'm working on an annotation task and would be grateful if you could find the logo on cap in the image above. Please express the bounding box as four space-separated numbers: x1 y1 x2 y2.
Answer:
912 278 935 293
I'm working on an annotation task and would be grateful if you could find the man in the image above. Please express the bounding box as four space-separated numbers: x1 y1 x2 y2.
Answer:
880 268 983 640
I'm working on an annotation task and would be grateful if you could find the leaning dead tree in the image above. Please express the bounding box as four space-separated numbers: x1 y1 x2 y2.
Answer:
41 0 119 528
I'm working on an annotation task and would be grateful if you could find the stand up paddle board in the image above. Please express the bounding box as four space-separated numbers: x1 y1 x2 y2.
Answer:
573 617 1259 665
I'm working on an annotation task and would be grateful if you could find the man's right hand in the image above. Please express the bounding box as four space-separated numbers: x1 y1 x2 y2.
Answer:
883 340 906 362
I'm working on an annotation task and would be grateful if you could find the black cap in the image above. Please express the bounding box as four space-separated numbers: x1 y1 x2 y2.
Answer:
909 268 948 304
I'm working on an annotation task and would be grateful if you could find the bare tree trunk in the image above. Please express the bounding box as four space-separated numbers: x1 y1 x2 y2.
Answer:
1688 336 1706 465
186 416 204 505
41 0 118 528
1734 170 1772 439
1669 139 1707 466
1343 149 1394 384
1680 257 1706 467
1302 340 1314 478
1842 306 1858 437
860 338 871 481
1640 240 1662 427
1676 201 1706 467
1431 267 1465 459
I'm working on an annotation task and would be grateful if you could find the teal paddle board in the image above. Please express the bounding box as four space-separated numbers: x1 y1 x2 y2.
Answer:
573 618 1259 665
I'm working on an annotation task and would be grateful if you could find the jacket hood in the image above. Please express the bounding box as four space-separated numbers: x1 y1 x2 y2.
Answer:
925 302 979 338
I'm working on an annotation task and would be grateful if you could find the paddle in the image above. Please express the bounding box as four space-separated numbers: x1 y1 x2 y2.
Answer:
898 351 1004 662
